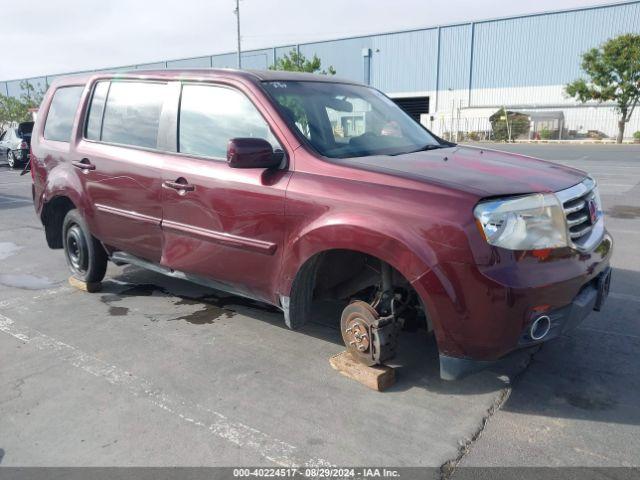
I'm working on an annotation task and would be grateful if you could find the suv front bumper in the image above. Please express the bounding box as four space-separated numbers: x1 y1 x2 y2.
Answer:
412 232 613 380
438 267 612 380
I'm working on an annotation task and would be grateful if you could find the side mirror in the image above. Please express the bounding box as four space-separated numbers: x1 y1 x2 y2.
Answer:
227 138 282 169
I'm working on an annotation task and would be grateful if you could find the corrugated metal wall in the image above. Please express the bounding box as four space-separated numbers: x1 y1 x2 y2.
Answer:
300 36 374 80
472 2 640 91
2 0 639 114
371 29 438 92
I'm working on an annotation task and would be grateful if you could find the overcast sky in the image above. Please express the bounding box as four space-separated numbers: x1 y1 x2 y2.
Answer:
3 0 618 80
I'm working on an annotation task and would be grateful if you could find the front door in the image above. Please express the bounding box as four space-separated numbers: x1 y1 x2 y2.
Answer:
160 83 290 303
76 80 169 262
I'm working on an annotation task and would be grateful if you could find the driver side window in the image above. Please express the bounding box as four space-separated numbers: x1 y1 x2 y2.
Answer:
179 84 281 159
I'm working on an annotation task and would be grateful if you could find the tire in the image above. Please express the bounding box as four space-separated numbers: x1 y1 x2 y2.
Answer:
7 150 17 169
286 255 320 330
62 209 107 284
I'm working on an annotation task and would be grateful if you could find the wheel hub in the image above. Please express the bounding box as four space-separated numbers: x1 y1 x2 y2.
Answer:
340 301 379 366
344 317 370 352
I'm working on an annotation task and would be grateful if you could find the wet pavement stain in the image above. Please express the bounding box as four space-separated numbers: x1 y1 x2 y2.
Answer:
556 388 616 411
108 306 129 316
170 297 234 324
116 284 158 297
0 273 56 290
607 205 640 219
0 242 21 260
100 284 165 316
99 281 279 325
168 295 281 325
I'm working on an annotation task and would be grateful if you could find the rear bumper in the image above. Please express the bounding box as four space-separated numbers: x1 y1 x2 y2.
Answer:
439 267 611 380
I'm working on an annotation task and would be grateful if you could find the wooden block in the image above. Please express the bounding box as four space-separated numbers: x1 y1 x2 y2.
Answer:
329 351 396 391
68 276 102 293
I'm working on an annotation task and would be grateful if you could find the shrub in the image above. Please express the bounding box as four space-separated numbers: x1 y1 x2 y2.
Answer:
540 128 553 140
489 109 530 142
633 131 640 142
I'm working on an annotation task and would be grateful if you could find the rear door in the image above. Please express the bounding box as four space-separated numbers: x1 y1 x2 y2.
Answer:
76 80 169 262
160 82 291 303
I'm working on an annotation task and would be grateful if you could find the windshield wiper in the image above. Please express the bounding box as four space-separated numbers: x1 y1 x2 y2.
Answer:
389 144 448 156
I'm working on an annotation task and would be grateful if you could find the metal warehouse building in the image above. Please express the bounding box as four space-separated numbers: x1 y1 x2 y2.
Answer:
3 1 640 139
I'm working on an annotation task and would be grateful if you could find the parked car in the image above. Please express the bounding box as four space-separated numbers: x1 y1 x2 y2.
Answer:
0 121 33 168
30 70 612 380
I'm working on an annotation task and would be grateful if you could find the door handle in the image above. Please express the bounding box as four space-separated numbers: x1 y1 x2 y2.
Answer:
72 158 96 170
163 179 195 192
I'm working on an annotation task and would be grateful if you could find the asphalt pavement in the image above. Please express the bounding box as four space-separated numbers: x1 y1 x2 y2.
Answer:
0 144 638 476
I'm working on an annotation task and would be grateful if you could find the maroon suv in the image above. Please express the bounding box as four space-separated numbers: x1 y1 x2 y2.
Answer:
30 69 612 379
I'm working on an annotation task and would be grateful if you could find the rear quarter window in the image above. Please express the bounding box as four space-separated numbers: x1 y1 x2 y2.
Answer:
43 86 84 142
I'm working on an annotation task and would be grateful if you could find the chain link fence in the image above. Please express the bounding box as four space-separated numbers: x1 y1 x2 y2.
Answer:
427 107 640 143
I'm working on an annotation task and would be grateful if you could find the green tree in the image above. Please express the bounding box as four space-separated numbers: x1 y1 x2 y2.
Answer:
0 95 30 127
566 34 640 143
19 79 46 109
0 80 47 128
268 50 336 136
269 49 336 75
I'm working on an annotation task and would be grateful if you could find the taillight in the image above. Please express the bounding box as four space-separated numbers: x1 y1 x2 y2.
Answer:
20 141 28 149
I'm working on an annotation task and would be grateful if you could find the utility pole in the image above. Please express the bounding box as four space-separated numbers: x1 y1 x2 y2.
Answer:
234 0 242 69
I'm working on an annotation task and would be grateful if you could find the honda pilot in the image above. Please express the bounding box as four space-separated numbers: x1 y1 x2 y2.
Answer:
30 69 612 379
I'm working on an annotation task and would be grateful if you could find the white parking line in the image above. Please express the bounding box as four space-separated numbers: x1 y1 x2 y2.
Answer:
588 172 640 178
610 292 640 303
577 326 640 340
0 313 330 468
598 183 637 188
565 166 640 170
608 229 640 235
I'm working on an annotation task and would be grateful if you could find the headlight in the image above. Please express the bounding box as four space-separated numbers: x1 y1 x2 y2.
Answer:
474 193 568 250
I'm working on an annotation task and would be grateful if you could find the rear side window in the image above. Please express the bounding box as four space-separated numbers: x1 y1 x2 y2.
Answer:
85 81 110 141
179 84 280 159
100 81 166 149
43 86 83 142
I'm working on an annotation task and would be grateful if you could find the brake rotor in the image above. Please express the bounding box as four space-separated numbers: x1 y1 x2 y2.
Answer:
340 300 380 366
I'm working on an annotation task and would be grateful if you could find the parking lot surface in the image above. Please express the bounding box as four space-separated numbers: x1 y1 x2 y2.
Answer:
0 144 639 474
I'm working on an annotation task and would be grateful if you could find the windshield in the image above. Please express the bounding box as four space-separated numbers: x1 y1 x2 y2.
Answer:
262 81 442 159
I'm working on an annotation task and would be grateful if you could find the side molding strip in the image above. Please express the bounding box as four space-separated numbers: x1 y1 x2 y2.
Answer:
162 219 278 256
95 203 160 225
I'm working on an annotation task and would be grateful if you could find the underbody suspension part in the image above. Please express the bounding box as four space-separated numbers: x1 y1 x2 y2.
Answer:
340 261 404 366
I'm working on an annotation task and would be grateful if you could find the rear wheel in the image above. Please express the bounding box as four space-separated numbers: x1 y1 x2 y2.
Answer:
62 209 107 283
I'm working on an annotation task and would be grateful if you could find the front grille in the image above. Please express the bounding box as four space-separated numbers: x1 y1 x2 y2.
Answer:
556 178 599 248
563 196 593 240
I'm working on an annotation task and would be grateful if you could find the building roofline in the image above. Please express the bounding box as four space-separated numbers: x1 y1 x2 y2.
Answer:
1 0 638 83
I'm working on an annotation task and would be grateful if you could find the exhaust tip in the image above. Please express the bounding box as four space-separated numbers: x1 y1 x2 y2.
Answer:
530 315 551 341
